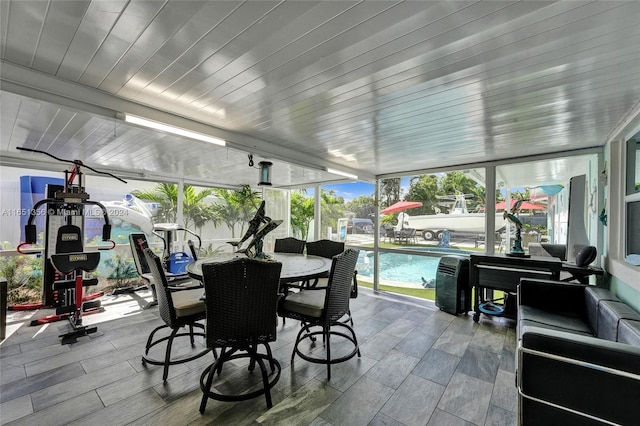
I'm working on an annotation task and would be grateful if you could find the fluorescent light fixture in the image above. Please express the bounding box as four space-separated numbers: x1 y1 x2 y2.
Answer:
122 114 226 146
326 168 358 180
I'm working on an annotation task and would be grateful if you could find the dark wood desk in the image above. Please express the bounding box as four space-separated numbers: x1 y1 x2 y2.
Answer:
187 253 332 284
560 262 605 285
469 254 562 322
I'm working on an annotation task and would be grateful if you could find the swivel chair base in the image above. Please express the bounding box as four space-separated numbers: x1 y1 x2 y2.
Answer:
199 344 281 411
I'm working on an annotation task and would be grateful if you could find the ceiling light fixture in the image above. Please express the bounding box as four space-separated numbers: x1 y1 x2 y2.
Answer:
121 113 226 146
326 168 358 180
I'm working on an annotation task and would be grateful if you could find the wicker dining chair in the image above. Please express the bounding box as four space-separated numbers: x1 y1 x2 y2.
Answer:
141 249 211 381
199 258 283 412
305 239 358 303
277 249 360 380
274 237 306 254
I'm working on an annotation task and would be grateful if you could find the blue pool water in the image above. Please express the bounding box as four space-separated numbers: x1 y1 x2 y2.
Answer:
356 248 471 287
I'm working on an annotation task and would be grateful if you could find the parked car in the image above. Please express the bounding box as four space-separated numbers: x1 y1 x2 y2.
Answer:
348 218 374 234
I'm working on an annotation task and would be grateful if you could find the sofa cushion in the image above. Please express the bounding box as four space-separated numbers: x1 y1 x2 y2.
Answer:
519 305 593 335
597 301 640 341
618 319 640 347
584 287 620 334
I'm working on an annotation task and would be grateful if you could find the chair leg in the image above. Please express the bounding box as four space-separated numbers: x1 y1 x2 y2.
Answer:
163 328 180 381
189 324 195 346
325 326 331 380
144 324 167 355
199 362 217 413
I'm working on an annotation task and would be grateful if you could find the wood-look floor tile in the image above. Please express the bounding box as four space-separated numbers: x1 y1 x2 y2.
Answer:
354 318 390 342
0 342 22 359
320 354 376 392
128 387 235 426
4 391 103 426
485 404 517 426
498 344 515 374
30 361 136 411
67 388 166 426
381 318 420 339
256 378 342 425
394 329 437 359
2 342 70 368
358 333 400 361
421 317 452 337
319 376 394 426
401 307 434 324
365 350 420 390
490 370 516 414
456 346 500 384
433 329 471 357
426 409 475 426
470 329 506 354
96 361 189 406
0 394 33 424
0 290 519 425
0 362 85 404
368 412 405 426
412 349 460 386
24 341 114 376
0 364 26 386
80 343 144 374
437 372 493 425
371 307 407 323
380 374 445 426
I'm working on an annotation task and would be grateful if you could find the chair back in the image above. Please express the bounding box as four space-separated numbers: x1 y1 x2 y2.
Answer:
201 258 282 348
188 239 198 260
130 233 151 275
324 249 359 321
306 239 345 259
143 248 176 326
274 237 306 254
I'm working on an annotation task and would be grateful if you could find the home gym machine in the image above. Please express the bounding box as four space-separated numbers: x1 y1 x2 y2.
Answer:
16 147 123 344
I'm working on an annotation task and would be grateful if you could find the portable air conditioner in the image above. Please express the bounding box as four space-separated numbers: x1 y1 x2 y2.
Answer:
435 256 471 315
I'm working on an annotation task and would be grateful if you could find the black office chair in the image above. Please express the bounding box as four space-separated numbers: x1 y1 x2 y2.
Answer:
142 249 212 381
274 237 306 254
278 249 360 380
199 258 283 411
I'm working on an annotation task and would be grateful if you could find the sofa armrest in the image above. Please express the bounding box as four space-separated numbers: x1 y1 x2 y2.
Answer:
518 325 640 425
518 278 587 316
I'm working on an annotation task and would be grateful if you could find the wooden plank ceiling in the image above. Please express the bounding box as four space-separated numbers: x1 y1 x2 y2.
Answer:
1 1 639 188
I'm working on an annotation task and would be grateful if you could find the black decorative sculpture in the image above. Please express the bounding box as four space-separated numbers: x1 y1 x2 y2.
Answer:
227 200 282 259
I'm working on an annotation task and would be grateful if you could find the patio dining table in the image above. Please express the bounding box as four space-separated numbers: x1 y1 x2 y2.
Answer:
186 252 332 284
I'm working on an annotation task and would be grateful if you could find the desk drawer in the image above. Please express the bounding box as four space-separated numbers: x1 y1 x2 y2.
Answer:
477 265 556 292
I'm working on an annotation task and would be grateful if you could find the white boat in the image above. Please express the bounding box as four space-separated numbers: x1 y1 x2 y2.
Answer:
397 195 506 240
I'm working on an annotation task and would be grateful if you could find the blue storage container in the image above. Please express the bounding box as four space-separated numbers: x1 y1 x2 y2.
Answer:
168 252 193 274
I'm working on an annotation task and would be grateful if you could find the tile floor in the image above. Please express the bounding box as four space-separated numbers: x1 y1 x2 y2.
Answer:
0 288 517 425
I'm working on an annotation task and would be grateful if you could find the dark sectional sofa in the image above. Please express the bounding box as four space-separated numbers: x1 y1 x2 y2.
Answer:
516 278 640 425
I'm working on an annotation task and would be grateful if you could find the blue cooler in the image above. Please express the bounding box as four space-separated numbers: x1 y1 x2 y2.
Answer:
168 252 193 274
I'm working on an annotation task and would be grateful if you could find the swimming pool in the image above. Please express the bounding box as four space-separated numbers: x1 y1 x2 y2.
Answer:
356 247 472 288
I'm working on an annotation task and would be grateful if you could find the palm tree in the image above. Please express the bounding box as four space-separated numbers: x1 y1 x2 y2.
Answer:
212 185 262 237
132 184 219 234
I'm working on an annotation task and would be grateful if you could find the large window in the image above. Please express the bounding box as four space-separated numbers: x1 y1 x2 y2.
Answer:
626 137 640 256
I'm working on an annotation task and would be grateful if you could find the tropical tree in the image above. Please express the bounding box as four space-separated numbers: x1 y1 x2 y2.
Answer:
212 185 262 237
345 195 375 219
439 171 482 211
404 174 440 214
380 178 401 208
320 189 347 235
290 191 314 239
132 184 219 234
